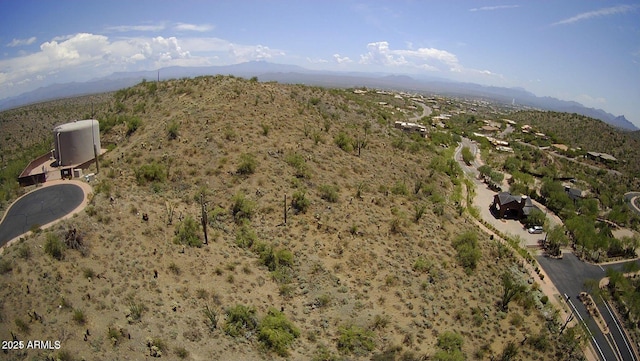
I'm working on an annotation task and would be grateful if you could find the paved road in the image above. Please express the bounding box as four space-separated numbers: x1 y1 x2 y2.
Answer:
538 253 639 361
454 137 638 360
624 192 640 216
0 184 84 246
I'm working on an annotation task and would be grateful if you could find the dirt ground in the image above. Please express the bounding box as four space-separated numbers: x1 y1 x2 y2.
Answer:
0 78 580 360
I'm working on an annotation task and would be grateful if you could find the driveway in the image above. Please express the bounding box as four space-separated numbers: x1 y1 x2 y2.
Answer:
0 183 86 247
455 138 557 247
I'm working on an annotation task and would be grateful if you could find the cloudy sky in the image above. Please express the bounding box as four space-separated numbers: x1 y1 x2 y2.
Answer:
1 1 639 126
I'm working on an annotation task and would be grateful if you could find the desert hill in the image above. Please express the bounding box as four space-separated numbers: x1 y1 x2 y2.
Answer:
0 77 576 360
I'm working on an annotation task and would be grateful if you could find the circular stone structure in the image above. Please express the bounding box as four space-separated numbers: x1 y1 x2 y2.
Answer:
53 119 101 166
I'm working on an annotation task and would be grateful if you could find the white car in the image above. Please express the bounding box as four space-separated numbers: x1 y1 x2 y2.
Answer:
528 226 543 234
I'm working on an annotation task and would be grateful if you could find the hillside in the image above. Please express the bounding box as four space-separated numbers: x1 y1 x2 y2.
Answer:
0 77 577 360
509 110 640 179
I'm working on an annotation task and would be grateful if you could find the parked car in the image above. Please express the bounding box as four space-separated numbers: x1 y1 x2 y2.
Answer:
528 226 543 234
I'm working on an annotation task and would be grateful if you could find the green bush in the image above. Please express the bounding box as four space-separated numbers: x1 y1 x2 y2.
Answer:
237 153 257 175
413 257 432 273
126 116 142 135
73 309 87 325
334 131 353 152
203 305 218 331
236 222 257 248
285 153 310 178
223 304 258 337
319 184 339 203
337 325 375 355
391 181 408 196
167 121 179 140
258 308 300 356
452 231 481 274
434 331 465 361
173 215 202 247
0 258 12 274
291 190 310 213
44 232 65 260
258 245 294 272
231 192 255 223
135 162 166 185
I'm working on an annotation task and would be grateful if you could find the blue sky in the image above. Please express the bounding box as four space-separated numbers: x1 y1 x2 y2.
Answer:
1 1 639 126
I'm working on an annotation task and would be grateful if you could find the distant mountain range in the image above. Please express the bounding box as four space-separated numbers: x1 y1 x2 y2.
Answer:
1 61 637 131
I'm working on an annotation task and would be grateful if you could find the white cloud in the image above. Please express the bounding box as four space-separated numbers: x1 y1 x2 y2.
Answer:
105 24 166 32
359 41 460 72
306 57 328 64
7 37 37 47
469 5 520 12
551 5 638 26
577 94 607 105
333 54 353 64
229 44 285 62
174 23 214 32
0 33 210 98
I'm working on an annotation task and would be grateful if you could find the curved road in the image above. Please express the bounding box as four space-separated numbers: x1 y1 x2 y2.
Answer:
0 184 85 247
454 137 638 361
625 192 640 216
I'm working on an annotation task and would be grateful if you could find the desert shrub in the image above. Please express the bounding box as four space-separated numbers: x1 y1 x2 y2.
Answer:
231 192 255 223
17 244 31 259
260 122 270 136
0 258 12 274
391 181 408 196
413 257 432 273
127 301 146 323
175 346 189 359
335 131 353 152
224 304 258 337
258 308 300 356
285 153 310 178
167 121 179 139
337 325 375 355
135 162 166 185
291 190 310 213
44 232 65 260
414 203 427 222
203 304 218 331
168 262 180 275
73 309 87 325
434 331 465 361
236 222 257 248
173 215 202 247
82 267 95 279
258 245 294 272
126 116 142 135
452 231 481 274
319 184 339 203
528 332 550 351
237 153 257 175
14 318 30 334
55 350 76 361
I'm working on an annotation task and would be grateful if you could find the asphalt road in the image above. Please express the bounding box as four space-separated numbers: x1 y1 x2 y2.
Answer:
0 184 84 247
537 253 639 361
625 192 640 216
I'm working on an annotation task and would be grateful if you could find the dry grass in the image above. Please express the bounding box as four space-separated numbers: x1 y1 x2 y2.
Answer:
0 77 566 360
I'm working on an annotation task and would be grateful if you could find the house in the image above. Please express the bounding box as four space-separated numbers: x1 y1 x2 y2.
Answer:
491 192 537 219
552 144 569 152
394 121 428 137
586 151 617 163
564 186 583 201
